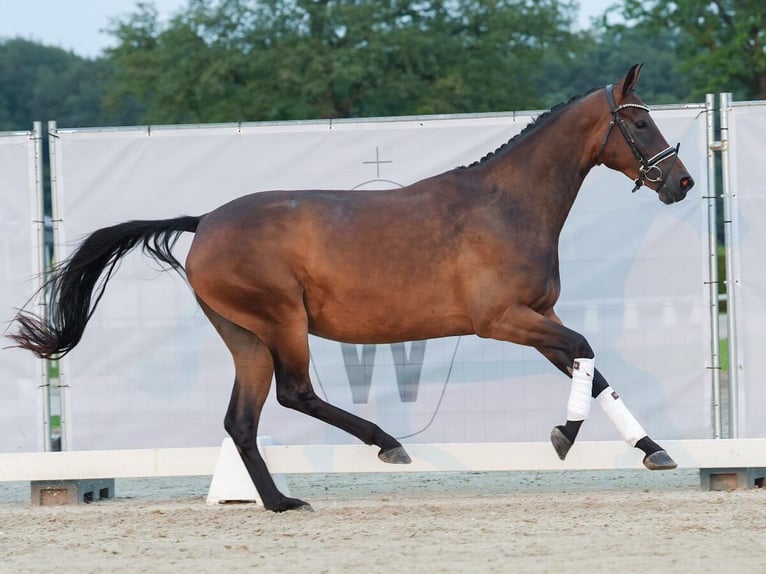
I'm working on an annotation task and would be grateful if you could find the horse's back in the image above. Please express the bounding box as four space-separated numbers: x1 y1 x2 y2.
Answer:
185 184 486 342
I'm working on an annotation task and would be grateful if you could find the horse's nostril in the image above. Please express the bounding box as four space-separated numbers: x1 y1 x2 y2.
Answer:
680 176 694 191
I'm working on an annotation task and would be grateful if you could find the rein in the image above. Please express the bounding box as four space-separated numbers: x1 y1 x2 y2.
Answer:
595 84 680 193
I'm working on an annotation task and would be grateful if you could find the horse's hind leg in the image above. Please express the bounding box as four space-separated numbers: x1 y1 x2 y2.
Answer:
269 325 410 464
199 300 311 512
536 345 677 470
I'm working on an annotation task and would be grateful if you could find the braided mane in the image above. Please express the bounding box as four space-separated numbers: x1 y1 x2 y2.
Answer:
460 87 600 169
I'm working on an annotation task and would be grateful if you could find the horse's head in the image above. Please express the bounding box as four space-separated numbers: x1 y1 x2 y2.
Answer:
594 64 694 204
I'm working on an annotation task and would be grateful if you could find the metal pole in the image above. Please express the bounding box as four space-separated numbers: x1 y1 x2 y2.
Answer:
47 120 68 451
32 121 52 452
704 95 722 439
719 93 739 438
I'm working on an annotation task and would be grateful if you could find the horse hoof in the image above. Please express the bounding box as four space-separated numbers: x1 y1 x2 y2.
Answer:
643 450 678 470
550 426 572 461
271 498 314 513
378 445 412 464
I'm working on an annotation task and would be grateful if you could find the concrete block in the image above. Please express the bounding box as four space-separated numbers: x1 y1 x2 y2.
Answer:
30 479 115 506
700 467 766 491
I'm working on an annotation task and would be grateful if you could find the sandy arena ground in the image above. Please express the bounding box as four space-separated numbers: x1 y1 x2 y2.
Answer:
1 470 764 573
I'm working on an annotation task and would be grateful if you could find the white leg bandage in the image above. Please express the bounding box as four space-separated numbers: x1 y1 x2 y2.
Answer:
566 358 594 421
596 387 646 446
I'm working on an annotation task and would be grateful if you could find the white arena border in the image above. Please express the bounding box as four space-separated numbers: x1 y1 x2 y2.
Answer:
1 439 765 482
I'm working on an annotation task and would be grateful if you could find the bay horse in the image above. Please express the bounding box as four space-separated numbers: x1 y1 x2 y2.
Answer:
10 64 694 512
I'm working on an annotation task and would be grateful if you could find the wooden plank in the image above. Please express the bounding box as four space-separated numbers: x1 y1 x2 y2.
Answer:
0 447 219 481
261 439 766 473
1 439 765 482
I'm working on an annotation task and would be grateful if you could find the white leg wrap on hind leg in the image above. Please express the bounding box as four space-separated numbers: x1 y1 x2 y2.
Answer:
567 358 594 421
596 387 646 446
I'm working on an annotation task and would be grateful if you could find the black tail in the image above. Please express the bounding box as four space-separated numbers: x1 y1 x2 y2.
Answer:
8 215 201 359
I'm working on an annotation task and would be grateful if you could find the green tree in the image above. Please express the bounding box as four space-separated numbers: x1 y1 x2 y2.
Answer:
0 38 106 131
541 21 694 106
617 0 766 100
103 0 583 124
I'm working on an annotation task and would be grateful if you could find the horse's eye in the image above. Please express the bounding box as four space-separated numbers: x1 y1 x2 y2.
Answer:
635 120 648 129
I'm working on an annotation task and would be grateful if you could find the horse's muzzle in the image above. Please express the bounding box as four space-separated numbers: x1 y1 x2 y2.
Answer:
659 174 694 204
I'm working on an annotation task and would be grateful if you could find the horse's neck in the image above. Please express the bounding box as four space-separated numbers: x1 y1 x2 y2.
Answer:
484 111 599 234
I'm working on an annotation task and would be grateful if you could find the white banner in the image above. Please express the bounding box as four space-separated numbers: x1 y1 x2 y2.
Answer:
52 105 712 450
0 130 44 452
729 101 766 438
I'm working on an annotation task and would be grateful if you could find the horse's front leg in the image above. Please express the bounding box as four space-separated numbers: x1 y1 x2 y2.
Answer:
477 305 676 469
536 344 677 470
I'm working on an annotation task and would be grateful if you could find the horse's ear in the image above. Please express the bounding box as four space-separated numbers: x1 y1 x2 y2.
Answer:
620 63 644 96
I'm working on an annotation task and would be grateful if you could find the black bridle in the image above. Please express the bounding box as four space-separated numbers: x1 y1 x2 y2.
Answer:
596 84 680 193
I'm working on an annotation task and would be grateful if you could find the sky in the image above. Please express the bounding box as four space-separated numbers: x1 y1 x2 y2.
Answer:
0 0 617 59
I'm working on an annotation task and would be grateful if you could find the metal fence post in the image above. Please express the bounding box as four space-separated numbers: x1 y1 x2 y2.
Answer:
718 92 739 438
31 121 54 451
704 95 722 439
47 120 69 451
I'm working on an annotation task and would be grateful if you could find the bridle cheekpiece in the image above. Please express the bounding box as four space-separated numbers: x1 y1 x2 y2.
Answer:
595 84 680 193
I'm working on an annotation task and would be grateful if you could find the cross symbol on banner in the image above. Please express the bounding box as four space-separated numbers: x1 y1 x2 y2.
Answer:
362 147 393 178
